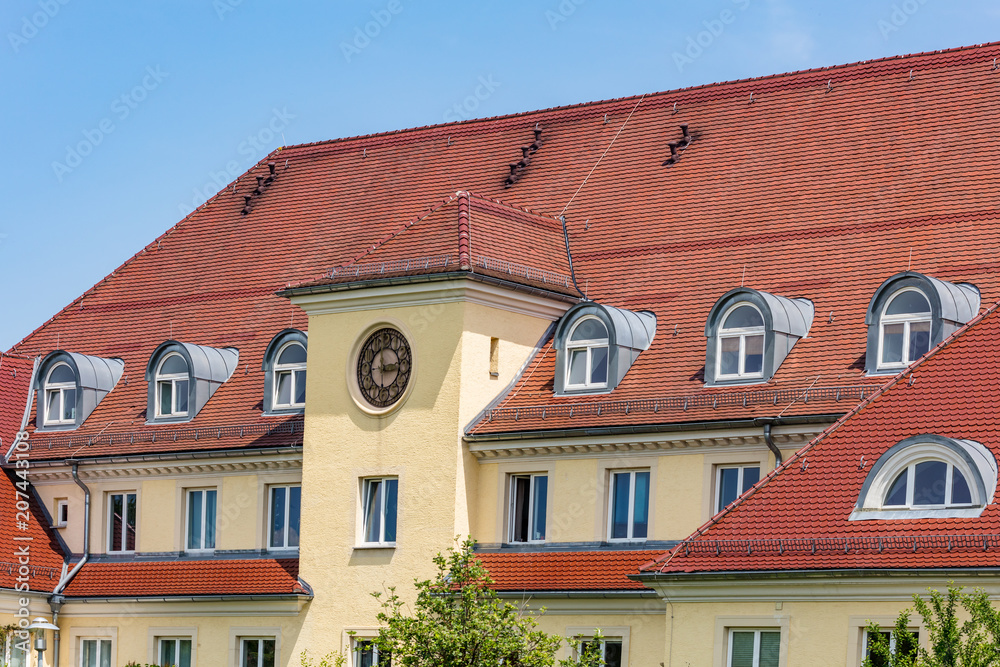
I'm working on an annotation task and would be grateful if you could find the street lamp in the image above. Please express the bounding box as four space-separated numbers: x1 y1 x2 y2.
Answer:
26 618 59 667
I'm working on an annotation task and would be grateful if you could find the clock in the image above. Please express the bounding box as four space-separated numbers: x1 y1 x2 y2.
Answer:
356 328 412 408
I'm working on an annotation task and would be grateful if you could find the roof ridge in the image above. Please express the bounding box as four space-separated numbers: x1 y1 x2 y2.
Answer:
645 297 1000 573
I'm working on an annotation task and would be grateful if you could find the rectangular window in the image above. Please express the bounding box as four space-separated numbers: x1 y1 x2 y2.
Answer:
80 639 112 667
716 465 761 513
107 492 136 553
186 489 217 551
864 628 919 666
9 635 27 667
354 639 389 667
56 499 69 528
158 637 192 667
728 629 779 667
580 638 623 667
508 474 547 543
240 638 275 667
269 485 301 549
362 478 398 545
609 470 649 541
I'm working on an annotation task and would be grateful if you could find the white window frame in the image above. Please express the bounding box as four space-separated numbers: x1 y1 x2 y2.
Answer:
352 637 388 667
726 628 781 667
157 636 193 667
862 626 920 665
607 469 650 542
564 316 610 390
716 303 766 380
185 488 218 552
507 473 547 544
361 477 398 546
239 637 276 667
877 288 932 371
272 341 307 409
55 499 69 528
155 352 190 418
881 459 973 509
79 637 114 667
576 637 624 666
267 485 301 551
715 465 762 513
43 361 77 426
106 491 137 554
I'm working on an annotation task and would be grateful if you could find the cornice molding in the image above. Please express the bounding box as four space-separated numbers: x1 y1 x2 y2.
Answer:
29 453 302 483
289 277 574 321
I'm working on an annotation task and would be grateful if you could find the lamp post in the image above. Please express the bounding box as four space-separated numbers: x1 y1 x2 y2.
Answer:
26 618 59 667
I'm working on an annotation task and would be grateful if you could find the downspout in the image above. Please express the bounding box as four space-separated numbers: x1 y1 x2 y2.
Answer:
52 462 90 593
757 417 782 467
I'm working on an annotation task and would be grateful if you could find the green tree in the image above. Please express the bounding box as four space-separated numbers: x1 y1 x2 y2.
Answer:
862 585 1000 667
371 538 605 667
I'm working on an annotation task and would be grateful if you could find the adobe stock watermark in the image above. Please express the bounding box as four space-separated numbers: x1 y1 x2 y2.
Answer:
213 0 244 20
7 0 71 54
51 66 169 183
442 75 501 123
178 107 295 216
545 0 586 30
340 0 403 63
672 0 752 73
877 0 931 40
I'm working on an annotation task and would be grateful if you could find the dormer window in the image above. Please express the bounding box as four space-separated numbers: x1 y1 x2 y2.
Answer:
704 288 814 386
34 351 124 431
717 304 765 380
553 303 656 396
156 353 190 418
145 341 238 423
851 434 997 520
566 317 609 390
262 329 308 415
43 363 77 425
865 272 979 375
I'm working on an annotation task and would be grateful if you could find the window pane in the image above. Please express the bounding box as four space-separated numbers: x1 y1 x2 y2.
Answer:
730 631 755 667
604 640 623 667
176 380 189 413
271 487 286 548
243 639 260 667
188 490 203 550
294 370 307 405
742 466 760 493
100 640 112 667
278 342 306 365
46 389 60 422
759 632 780 667
744 335 764 374
589 346 609 385
63 387 77 420
886 291 930 315
275 371 292 405
633 471 649 539
364 481 382 543
952 469 972 505
570 318 608 341
531 476 547 541
110 494 123 551
913 460 947 505
511 477 529 542
49 364 75 383
263 639 276 667
161 639 176 665
724 305 763 329
908 320 931 360
881 323 904 364
866 631 890 667
83 639 97 667
568 349 588 385
383 480 397 543
159 381 173 415
125 493 137 551
179 639 192 667
719 336 740 375
205 489 217 549
885 470 908 506
357 641 375 667
611 473 631 539
719 468 740 510
161 354 187 375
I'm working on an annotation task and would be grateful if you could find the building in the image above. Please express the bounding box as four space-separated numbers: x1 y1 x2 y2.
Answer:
3 41 1000 666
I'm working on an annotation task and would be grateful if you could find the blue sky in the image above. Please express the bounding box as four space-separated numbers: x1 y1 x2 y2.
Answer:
3 0 999 350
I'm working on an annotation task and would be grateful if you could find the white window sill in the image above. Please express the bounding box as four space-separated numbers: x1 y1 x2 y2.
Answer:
849 507 985 521
354 543 397 550
607 538 647 544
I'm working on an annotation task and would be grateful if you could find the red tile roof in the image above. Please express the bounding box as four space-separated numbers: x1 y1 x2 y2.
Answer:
647 300 1000 574
8 43 1000 455
477 550 660 591
0 354 33 453
61 558 303 597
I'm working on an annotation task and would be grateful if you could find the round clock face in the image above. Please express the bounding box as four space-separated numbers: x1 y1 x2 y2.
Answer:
356 328 412 408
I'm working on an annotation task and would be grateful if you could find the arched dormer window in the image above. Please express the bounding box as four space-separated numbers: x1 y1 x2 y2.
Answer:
145 341 239 423
851 435 997 520
566 317 609 390
704 288 814 386
262 329 308 414
34 351 124 431
553 303 656 396
865 272 979 375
